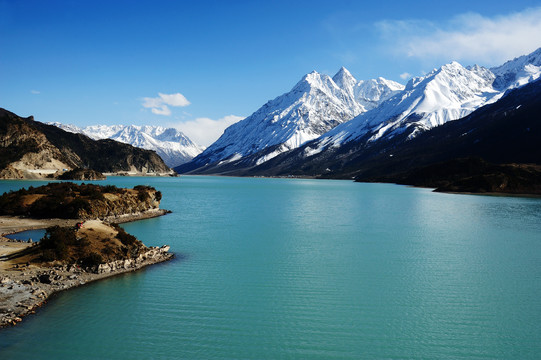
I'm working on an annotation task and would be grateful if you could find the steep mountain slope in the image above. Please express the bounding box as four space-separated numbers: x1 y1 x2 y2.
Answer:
50 123 203 167
353 77 541 180
176 68 403 173
238 48 541 179
249 77 541 180
0 109 173 179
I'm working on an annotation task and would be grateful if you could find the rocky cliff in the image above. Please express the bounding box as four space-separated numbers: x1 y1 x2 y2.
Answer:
0 108 174 179
58 168 106 180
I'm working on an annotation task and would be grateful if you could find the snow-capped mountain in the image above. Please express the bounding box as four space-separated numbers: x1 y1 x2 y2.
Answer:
333 67 405 112
177 68 403 171
242 47 541 178
50 123 204 167
304 48 541 156
306 61 500 154
77 124 126 139
491 47 541 90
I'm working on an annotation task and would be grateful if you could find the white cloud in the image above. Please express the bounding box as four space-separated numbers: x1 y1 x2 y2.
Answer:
30 90 40 94
399 72 411 80
142 92 190 116
173 115 244 147
158 93 190 107
151 105 171 116
142 97 162 108
377 7 541 66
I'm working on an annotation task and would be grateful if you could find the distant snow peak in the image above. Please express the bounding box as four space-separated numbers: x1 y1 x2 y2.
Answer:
49 123 203 167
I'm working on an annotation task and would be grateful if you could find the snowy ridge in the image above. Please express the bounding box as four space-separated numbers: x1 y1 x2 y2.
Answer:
491 47 541 89
303 60 509 156
49 123 204 167
298 47 541 161
186 68 403 167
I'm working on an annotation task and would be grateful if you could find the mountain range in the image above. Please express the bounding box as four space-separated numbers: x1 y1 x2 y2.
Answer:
176 47 541 182
49 123 204 168
176 68 403 173
253 75 541 180
0 109 173 179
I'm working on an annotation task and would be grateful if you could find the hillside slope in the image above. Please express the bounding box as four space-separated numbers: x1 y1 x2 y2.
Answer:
0 108 173 179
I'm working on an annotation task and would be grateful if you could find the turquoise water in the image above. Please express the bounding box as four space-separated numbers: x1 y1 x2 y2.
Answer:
1 176 541 359
4 229 45 242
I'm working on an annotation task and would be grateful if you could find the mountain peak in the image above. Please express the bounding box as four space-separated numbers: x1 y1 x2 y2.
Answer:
292 70 336 94
333 66 353 78
332 67 357 89
440 61 465 72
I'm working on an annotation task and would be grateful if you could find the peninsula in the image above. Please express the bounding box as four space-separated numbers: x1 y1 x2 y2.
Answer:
0 183 173 327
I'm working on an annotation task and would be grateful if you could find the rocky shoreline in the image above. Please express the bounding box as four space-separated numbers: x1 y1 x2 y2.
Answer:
0 209 173 328
0 246 173 327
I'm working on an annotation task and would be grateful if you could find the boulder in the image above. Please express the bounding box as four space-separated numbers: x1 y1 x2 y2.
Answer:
38 274 52 284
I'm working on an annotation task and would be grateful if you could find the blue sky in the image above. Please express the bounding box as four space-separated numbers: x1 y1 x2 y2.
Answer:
1 0 541 145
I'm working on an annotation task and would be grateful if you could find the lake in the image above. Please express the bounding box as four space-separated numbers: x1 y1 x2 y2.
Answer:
1 176 541 359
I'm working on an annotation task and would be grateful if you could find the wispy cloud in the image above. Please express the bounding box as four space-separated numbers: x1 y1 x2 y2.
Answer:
142 92 190 116
377 7 541 66
173 115 244 147
30 90 40 94
399 72 411 80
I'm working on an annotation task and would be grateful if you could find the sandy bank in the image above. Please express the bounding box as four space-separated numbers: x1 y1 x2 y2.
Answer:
0 208 169 237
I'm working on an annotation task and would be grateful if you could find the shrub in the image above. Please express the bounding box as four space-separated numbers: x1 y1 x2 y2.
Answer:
40 226 77 261
137 190 150 202
102 244 115 256
65 197 91 218
79 184 105 200
41 249 57 262
116 227 138 246
103 185 124 194
133 185 153 191
81 252 104 267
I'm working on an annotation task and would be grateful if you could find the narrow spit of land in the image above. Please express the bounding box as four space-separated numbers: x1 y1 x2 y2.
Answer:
0 183 174 328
